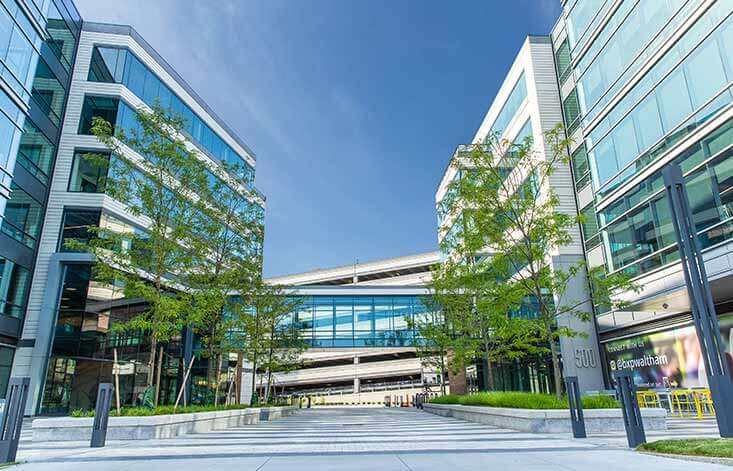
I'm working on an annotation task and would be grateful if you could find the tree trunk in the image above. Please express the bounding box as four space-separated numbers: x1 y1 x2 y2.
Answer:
147 337 158 388
250 356 258 406
154 346 164 407
235 352 243 405
483 338 495 391
483 350 495 391
548 335 563 400
213 354 223 406
264 368 271 404
439 352 447 395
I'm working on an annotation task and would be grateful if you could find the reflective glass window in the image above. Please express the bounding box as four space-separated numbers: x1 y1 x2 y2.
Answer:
87 46 255 185
489 73 527 138
0 256 29 319
1 183 42 247
17 120 55 184
59 208 101 252
78 96 119 135
68 151 109 192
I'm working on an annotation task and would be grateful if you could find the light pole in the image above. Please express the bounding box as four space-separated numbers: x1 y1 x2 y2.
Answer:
663 163 733 437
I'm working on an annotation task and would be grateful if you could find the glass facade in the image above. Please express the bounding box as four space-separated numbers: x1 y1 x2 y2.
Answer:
0 256 29 319
41 263 183 414
487 72 527 139
76 96 265 227
289 295 431 348
558 0 733 280
586 3 733 195
40 13 265 412
0 0 79 382
87 45 255 186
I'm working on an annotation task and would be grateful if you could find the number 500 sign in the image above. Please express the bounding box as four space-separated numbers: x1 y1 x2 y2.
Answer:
574 348 597 368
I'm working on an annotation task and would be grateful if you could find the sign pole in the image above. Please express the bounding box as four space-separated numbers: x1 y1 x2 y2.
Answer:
663 163 733 437
113 349 121 414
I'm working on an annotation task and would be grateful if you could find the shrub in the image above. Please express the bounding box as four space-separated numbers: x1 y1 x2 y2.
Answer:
69 403 252 418
429 391 619 409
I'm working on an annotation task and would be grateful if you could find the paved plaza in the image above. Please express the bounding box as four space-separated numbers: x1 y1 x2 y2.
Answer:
13 408 729 470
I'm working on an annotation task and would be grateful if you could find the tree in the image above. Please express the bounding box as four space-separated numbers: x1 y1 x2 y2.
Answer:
227 280 305 405
81 104 212 406
186 162 264 404
427 250 545 392
437 125 636 398
406 301 451 395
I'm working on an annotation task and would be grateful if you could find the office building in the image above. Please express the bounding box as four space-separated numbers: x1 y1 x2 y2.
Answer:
0 11 264 414
0 0 81 405
435 35 603 394
552 0 733 389
264 252 444 404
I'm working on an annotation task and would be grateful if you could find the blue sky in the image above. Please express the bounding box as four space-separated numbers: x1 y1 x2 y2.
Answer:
74 0 562 277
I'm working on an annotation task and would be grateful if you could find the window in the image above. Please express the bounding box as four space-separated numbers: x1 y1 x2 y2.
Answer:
1 184 42 247
78 96 119 135
586 5 733 192
555 39 572 83
31 59 65 125
59 209 101 252
0 256 29 319
658 69 692 129
490 73 527 138
685 39 727 109
571 144 591 189
580 205 599 242
87 46 256 185
600 119 733 276
17 120 56 184
45 1 76 71
0 347 13 398
69 151 110 192
563 89 581 134
88 47 126 83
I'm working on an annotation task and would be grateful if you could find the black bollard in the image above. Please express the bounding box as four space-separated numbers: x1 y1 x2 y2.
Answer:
91 383 113 448
0 377 30 463
614 370 646 448
565 376 586 438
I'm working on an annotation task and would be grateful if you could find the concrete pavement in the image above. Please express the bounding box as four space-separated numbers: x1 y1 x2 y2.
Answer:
13 407 729 470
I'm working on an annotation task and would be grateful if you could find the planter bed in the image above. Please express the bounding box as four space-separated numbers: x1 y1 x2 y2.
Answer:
423 403 666 433
32 406 297 442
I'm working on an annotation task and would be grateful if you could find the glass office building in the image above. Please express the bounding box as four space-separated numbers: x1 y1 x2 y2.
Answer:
0 15 266 414
434 35 599 394
553 0 733 388
0 0 81 398
289 294 429 348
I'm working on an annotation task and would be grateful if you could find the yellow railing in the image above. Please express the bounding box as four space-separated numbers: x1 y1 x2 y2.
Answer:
637 389 715 419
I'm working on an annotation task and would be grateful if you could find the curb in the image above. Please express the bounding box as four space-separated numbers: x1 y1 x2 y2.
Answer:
638 450 733 467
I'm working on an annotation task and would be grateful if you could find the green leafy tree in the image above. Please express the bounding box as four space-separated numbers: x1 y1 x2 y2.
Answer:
186 163 264 404
437 125 636 398
406 303 451 395
80 104 212 405
227 280 305 405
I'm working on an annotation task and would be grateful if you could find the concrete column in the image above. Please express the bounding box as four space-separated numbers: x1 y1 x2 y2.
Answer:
353 356 360 397
553 254 605 393
446 350 467 395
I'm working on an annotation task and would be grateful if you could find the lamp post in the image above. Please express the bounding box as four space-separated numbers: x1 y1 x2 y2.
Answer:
662 163 733 437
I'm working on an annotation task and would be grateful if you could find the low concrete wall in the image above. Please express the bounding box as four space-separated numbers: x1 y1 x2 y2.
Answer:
32 406 297 442
423 403 667 433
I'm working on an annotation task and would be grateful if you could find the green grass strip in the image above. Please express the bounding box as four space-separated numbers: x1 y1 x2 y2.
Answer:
639 439 733 458
429 391 619 409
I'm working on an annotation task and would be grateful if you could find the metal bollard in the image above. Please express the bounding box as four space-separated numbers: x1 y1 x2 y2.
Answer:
565 376 586 438
614 370 646 448
91 383 113 448
0 377 30 463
